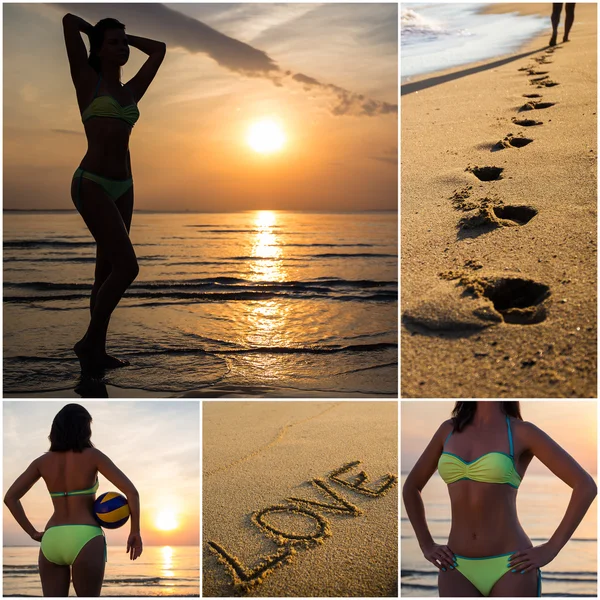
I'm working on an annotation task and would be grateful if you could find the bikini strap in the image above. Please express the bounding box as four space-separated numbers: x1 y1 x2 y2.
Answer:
443 427 453 447
506 415 514 457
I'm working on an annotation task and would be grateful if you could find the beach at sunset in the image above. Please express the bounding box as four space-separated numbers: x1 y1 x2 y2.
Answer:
3 3 397 398
3 401 200 596
203 401 398 596
401 401 597 597
401 3 596 397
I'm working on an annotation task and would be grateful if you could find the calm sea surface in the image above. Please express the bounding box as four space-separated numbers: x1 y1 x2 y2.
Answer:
3 211 397 397
3 545 198 596
401 474 597 597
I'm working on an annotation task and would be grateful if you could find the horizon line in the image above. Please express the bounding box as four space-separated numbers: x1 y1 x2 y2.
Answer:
3 208 397 214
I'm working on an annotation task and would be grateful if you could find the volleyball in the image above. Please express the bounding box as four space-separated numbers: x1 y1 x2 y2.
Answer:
94 492 130 529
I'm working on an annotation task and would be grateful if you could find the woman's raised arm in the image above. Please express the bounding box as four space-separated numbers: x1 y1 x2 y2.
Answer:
4 458 44 541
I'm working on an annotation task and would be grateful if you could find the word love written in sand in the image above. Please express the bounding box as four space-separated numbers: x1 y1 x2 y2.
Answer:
207 460 398 590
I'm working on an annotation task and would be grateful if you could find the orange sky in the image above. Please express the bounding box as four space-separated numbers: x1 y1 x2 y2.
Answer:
3 401 199 546
401 401 597 475
3 3 397 212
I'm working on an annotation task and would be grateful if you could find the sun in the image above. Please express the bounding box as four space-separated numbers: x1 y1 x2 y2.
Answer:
247 119 286 154
155 509 178 531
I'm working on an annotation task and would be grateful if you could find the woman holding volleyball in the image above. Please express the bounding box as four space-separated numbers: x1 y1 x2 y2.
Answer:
4 403 142 596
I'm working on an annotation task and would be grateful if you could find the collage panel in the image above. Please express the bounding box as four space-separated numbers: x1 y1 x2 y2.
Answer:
401 400 597 597
203 400 398 596
3 401 200 597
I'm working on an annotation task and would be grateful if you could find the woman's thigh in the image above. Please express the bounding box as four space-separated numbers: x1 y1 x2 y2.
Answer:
71 534 106 596
114 184 134 234
490 568 539 597
439 568 482 597
38 549 70 597
71 177 136 267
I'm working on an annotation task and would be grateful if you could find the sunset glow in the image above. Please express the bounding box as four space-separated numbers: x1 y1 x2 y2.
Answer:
155 509 179 531
247 119 286 154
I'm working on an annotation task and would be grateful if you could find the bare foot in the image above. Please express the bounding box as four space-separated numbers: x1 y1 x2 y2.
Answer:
74 338 106 375
562 37 569 43
101 354 130 369
549 35 557 46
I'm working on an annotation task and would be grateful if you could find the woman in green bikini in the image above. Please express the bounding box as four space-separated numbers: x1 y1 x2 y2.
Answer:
3 403 142 596
402 401 596 597
62 13 166 374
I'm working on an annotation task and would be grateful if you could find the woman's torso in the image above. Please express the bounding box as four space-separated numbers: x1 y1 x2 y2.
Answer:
440 417 534 556
75 72 135 179
39 448 99 529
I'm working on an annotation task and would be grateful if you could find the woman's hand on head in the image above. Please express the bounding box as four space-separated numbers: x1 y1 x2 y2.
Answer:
422 542 457 571
30 530 44 542
126 532 143 560
508 543 558 572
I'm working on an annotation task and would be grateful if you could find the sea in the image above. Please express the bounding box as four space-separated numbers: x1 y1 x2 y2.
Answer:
2 545 199 596
401 474 598 597
401 3 549 81
3 211 397 397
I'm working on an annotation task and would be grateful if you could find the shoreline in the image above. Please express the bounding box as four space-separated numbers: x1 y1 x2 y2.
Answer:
401 3 597 397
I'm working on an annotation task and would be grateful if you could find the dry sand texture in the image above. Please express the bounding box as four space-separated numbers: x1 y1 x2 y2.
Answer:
203 401 398 596
401 3 597 397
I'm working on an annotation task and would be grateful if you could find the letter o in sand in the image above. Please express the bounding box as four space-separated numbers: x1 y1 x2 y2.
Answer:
254 505 328 542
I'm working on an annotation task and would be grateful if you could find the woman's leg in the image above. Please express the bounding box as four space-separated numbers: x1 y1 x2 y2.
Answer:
439 568 482 597
71 535 106 596
38 549 70 597
489 567 538 597
89 185 134 368
71 177 139 372
564 3 575 41
550 3 563 46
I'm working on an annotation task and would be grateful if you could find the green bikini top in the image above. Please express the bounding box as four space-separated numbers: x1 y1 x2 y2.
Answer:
81 75 140 128
437 416 522 489
49 477 99 498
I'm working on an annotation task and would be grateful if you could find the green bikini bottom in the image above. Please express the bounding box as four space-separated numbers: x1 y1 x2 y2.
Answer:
72 168 133 213
41 524 106 566
454 552 541 597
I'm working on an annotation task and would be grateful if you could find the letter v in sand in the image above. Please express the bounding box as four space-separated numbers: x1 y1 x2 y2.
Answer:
287 478 362 515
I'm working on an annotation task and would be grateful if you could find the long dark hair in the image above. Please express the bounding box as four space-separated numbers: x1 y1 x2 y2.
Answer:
49 404 94 452
451 402 522 433
88 18 126 75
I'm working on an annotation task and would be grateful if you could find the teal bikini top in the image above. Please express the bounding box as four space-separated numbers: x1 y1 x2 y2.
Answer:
81 75 139 128
437 416 522 489
49 477 99 498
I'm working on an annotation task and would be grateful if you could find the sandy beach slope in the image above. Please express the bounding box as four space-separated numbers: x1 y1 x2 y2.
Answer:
401 3 597 397
202 401 398 596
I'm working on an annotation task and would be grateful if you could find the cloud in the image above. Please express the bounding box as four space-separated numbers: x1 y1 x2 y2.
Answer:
371 146 398 165
51 128 83 135
54 3 396 117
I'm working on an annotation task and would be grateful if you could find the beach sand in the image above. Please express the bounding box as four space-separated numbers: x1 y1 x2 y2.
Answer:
401 3 597 397
202 401 398 596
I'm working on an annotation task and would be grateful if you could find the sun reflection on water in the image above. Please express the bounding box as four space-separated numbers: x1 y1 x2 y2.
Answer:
161 545 175 579
250 210 284 282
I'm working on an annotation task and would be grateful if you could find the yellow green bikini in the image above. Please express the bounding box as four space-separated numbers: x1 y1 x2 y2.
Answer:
437 415 541 597
73 74 140 212
42 478 106 566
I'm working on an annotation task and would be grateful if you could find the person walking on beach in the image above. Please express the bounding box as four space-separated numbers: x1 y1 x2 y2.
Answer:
403 401 596 597
4 403 142 597
550 3 575 46
62 13 166 375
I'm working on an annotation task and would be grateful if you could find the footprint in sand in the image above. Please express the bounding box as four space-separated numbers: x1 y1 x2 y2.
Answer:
512 117 543 127
530 75 549 82
493 134 533 150
459 204 537 233
534 56 552 64
520 101 555 111
466 166 503 181
402 274 550 332
523 93 542 98
536 80 559 88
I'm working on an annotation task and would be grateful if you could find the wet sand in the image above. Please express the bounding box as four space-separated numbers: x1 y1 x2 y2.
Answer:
401 3 597 397
202 401 398 596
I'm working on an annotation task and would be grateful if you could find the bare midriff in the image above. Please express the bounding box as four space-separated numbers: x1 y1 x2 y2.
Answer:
79 118 132 180
447 481 532 556
46 495 98 529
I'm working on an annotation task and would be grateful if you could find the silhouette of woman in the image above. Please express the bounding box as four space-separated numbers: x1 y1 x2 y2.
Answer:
550 3 575 46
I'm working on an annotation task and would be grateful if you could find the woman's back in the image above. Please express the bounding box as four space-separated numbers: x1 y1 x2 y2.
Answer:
39 448 99 527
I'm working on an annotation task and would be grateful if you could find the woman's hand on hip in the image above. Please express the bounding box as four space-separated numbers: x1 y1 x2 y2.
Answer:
30 530 44 542
508 543 558 572
126 532 143 560
422 542 456 571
